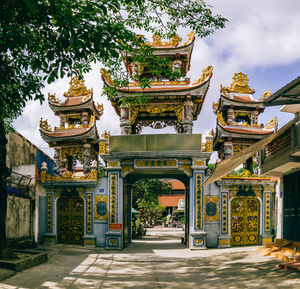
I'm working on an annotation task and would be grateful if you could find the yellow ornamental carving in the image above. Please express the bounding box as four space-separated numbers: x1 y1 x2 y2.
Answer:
259 89 272 101
122 166 133 177
150 34 182 47
182 31 195 46
265 117 278 130
192 66 213 85
64 76 92 97
216 111 226 126
179 165 192 176
99 142 109 154
40 118 52 131
61 147 82 160
96 103 104 115
130 104 183 125
203 140 213 152
193 160 205 167
204 196 220 222
94 196 108 221
101 68 114 86
107 161 120 168
233 144 249 154
48 93 60 103
225 72 255 94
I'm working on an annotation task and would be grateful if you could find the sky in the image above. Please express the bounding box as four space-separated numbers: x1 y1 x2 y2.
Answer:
13 0 300 159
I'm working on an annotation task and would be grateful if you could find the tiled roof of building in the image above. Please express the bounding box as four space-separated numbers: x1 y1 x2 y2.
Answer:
158 195 185 207
222 126 274 135
170 180 185 190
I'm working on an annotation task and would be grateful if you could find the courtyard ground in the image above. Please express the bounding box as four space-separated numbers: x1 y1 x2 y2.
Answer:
0 227 299 289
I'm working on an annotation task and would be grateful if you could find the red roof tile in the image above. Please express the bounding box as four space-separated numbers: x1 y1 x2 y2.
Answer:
222 126 274 135
158 195 185 207
170 180 185 190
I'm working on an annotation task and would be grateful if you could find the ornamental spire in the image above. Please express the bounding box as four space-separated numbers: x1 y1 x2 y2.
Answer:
64 76 92 97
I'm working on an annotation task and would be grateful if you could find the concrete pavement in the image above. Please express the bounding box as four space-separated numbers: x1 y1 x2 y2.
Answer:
0 228 300 289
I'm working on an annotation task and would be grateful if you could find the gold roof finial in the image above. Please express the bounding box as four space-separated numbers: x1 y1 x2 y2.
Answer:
225 72 255 94
259 89 272 101
64 76 92 97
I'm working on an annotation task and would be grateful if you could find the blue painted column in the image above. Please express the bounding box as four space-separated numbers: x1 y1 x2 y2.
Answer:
189 159 207 249
105 169 123 249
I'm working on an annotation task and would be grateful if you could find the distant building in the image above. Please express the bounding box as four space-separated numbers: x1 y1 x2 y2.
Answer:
158 180 185 215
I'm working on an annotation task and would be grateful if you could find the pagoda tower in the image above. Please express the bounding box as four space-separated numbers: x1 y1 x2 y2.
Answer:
101 32 213 135
40 76 104 175
213 72 277 173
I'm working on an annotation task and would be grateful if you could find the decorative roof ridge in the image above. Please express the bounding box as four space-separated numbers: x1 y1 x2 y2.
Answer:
217 123 275 135
220 92 262 103
48 93 92 106
222 169 272 180
101 65 213 90
145 32 195 49
40 115 96 133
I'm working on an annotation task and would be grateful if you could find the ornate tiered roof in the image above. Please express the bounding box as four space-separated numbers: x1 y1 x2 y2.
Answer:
213 72 277 165
40 77 103 144
124 32 195 78
40 76 103 176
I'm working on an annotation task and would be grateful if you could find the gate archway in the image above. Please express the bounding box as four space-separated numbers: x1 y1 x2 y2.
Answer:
57 196 84 245
230 197 260 246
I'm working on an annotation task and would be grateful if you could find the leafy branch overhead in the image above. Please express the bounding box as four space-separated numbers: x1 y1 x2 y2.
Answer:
0 0 227 121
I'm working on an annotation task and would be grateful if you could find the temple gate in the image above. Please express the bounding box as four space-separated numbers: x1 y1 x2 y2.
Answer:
38 34 276 249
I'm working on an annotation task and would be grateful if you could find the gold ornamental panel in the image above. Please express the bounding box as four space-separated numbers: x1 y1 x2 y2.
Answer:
231 197 260 246
57 197 84 245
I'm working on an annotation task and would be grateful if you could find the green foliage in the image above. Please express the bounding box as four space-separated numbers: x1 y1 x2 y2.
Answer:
132 179 171 224
0 0 227 122
208 164 215 170
139 200 166 224
132 178 172 209
98 165 106 178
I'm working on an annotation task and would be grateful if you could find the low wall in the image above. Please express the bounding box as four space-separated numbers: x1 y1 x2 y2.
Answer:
6 195 31 240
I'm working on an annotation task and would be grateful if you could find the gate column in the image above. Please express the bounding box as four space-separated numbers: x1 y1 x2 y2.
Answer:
105 162 124 250
189 159 207 249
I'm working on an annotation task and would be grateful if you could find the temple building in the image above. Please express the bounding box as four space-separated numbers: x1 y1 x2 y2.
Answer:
39 77 104 246
210 73 277 247
101 32 212 135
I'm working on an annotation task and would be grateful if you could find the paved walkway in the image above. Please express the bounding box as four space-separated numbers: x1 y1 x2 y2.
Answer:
1 228 300 289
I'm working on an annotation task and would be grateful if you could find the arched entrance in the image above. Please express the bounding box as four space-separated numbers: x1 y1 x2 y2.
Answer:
230 196 260 246
123 173 190 247
57 196 84 245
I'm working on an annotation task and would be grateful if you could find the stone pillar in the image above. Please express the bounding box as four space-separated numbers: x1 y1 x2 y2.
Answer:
59 114 66 128
252 110 258 125
189 170 207 249
53 146 61 174
227 108 234 123
105 171 123 250
223 142 233 159
120 105 130 135
183 97 193 134
83 144 91 172
82 111 89 126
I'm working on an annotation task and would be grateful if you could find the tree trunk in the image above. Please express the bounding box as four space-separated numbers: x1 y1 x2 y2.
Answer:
0 121 11 259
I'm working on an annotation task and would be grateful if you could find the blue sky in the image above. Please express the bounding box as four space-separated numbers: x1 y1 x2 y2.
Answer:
13 0 300 158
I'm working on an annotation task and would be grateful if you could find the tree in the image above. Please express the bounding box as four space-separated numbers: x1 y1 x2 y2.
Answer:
0 0 227 257
132 179 172 224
